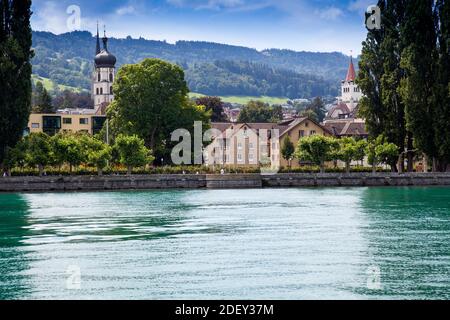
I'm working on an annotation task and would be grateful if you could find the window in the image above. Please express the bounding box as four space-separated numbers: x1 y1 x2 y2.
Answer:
299 130 305 138
305 122 309 127
100 88 103 95
98 73 101 81
249 153 254 161
80 118 89 125
238 142 243 150
249 143 254 150
109 73 113 82
31 123 40 129
96 88 99 95
310 130 316 136
110 86 113 95
63 118 72 124
237 153 243 162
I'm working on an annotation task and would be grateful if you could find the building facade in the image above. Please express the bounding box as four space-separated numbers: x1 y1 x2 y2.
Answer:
27 26 115 136
204 118 332 169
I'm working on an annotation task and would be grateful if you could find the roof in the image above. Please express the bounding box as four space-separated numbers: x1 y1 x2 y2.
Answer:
345 57 356 82
323 120 368 137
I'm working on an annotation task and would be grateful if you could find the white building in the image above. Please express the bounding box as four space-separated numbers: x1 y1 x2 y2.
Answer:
92 26 116 115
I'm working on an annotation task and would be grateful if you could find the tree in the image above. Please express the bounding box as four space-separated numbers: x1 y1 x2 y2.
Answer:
399 0 438 170
114 134 154 175
238 100 283 123
24 133 52 176
83 136 111 176
358 0 410 173
281 136 295 168
337 137 359 174
32 81 53 113
366 135 399 173
107 58 210 163
51 133 85 173
296 135 339 173
0 0 33 167
433 0 450 171
306 97 327 122
3 140 27 175
195 96 227 122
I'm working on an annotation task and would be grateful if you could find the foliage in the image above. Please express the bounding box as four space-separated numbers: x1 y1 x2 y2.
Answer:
107 58 211 164
23 133 52 175
296 135 339 173
32 81 53 113
300 97 327 122
195 96 227 122
30 31 353 98
113 134 154 174
238 100 283 123
366 135 399 172
53 90 94 110
51 133 85 172
281 136 295 167
0 0 33 166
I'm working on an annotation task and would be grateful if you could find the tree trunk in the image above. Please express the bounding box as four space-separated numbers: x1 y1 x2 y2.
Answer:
397 153 404 173
38 164 44 177
69 164 73 175
372 164 376 175
98 168 103 176
423 154 428 173
346 161 350 174
407 133 414 172
432 157 438 173
127 165 132 176
320 161 325 174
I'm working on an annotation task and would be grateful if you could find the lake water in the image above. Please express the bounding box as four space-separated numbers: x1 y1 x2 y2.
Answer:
0 187 449 300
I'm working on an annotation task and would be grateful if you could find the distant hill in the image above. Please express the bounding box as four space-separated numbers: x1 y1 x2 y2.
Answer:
31 31 357 99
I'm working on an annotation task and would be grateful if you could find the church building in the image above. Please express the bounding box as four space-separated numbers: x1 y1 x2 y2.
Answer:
92 26 117 115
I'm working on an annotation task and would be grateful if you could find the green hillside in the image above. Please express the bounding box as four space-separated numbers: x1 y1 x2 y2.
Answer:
189 93 288 105
31 31 351 99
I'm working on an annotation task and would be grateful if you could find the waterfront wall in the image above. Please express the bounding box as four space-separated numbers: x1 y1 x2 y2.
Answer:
1 173 450 192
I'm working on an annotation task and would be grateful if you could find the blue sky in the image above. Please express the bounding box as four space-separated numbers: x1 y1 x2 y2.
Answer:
31 0 374 54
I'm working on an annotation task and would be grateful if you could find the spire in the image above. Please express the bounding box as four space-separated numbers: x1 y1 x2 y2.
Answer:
102 25 108 51
345 56 356 82
95 22 101 55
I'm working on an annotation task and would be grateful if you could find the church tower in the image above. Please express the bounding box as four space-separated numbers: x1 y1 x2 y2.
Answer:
340 57 362 106
92 25 116 115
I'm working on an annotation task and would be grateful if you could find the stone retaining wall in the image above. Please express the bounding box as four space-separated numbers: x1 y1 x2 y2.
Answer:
0 173 449 192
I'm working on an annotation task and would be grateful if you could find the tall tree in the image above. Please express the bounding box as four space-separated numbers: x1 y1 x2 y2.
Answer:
433 0 450 171
107 58 210 164
32 81 53 113
0 0 33 167
399 0 438 170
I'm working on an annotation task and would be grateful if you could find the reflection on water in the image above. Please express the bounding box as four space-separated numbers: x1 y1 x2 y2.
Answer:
0 188 449 299
358 187 450 299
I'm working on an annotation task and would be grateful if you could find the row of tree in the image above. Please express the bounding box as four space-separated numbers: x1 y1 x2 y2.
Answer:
281 135 399 173
0 0 33 168
4 132 154 176
358 0 450 172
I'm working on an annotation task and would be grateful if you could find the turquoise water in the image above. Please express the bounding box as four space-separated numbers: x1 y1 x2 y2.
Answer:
0 187 449 300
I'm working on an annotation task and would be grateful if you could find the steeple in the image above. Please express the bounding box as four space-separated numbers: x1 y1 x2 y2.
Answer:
345 56 356 82
95 22 101 55
102 25 108 51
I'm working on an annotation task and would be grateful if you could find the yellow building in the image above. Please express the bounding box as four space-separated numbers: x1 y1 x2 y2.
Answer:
27 113 106 136
205 117 332 169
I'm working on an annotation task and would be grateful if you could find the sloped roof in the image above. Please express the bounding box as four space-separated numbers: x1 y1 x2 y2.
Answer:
345 57 356 82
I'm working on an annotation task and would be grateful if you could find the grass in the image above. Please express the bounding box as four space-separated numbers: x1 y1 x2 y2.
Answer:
189 92 288 105
32 74 88 93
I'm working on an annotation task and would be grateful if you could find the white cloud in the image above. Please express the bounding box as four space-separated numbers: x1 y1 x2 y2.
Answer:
116 6 137 16
348 0 374 12
317 7 344 21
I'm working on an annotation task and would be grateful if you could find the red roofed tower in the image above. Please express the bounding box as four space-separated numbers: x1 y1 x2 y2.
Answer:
345 57 356 82
340 56 362 105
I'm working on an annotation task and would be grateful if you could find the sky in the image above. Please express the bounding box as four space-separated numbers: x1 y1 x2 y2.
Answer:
31 0 375 55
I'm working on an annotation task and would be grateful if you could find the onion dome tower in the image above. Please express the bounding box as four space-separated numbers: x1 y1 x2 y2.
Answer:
92 25 116 114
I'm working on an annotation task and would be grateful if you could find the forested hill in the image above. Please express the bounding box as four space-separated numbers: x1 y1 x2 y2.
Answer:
32 31 357 99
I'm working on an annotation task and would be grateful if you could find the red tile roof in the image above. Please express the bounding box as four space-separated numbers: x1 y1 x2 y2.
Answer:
345 58 356 82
